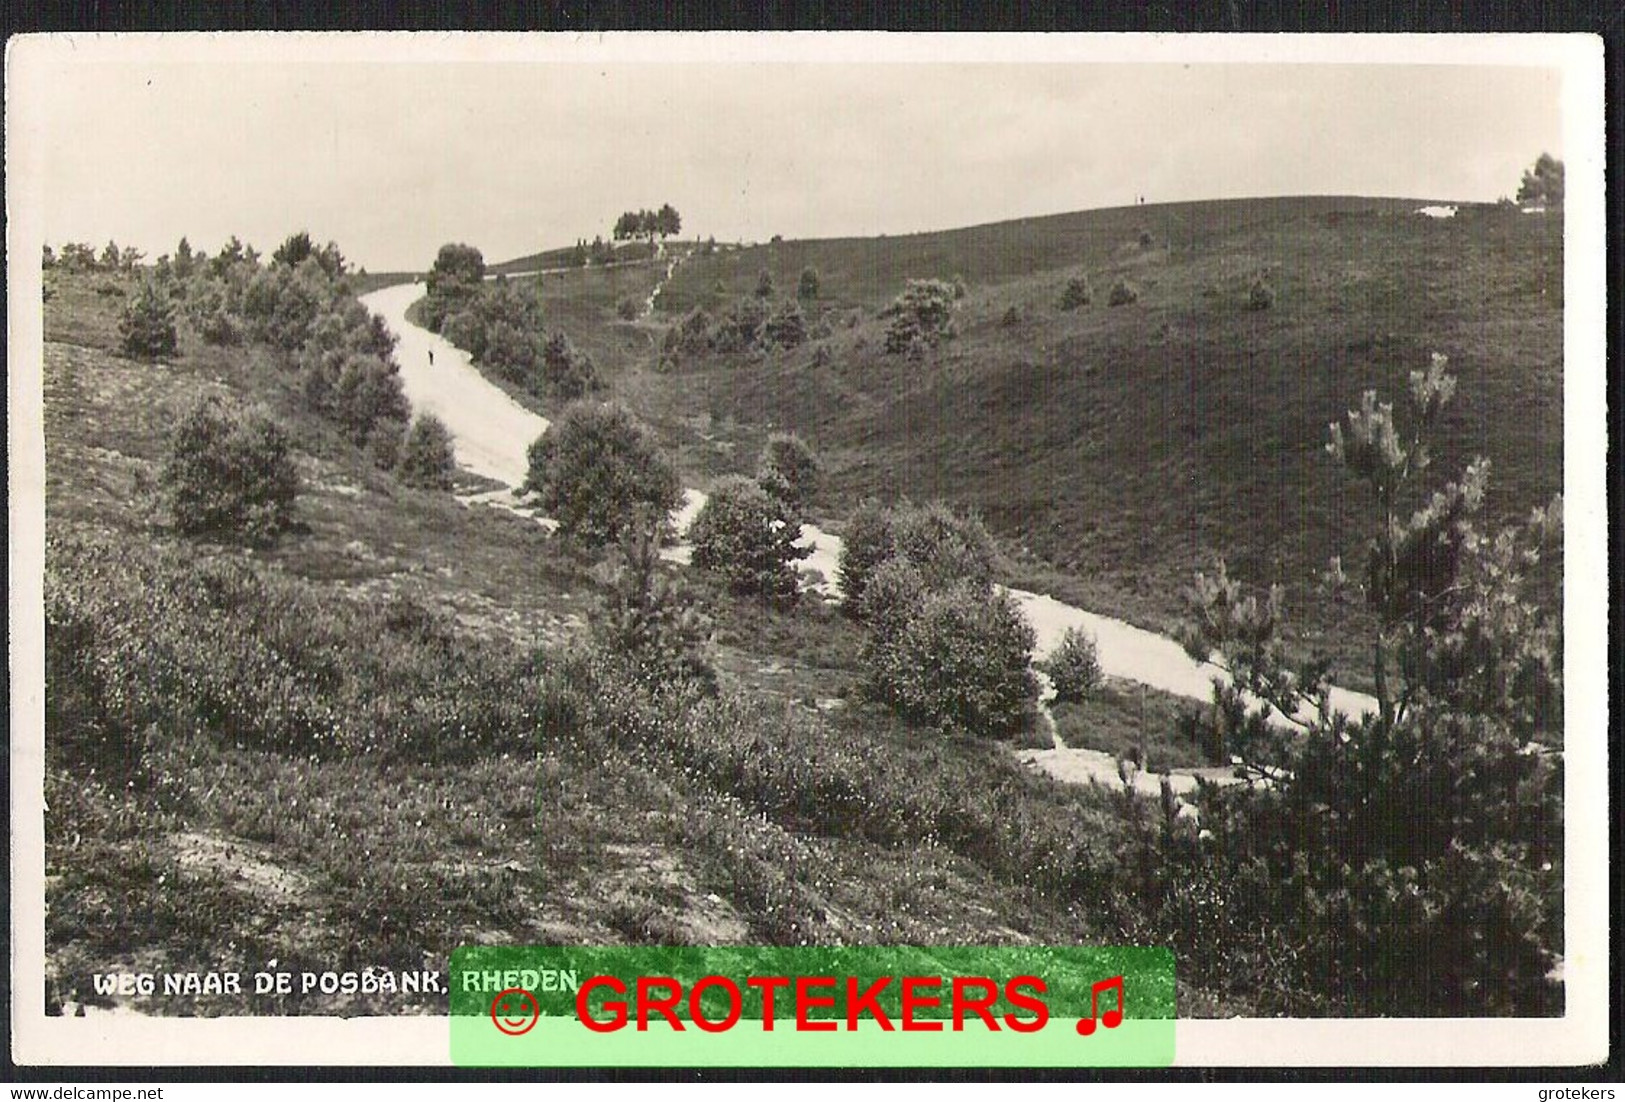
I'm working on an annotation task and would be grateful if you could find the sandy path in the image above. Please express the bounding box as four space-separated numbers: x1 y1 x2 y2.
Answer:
360 282 1377 725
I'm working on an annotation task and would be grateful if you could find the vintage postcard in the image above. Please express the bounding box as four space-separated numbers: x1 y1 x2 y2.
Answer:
7 31 1608 1071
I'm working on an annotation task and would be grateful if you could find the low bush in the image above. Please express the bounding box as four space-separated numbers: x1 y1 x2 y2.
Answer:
45 534 546 762
883 279 956 356
864 581 1037 739
756 432 819 513
1108 278 1140 307
160 396 299 544
688 475 808 604
1041 627 1103 703
524 401 683 549
1059 275 1093 310
395 414 456 490
119 278 178 360
1248 275 1275 311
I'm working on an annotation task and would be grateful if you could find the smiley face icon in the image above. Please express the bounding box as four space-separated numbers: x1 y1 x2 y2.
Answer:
490 987 540 1036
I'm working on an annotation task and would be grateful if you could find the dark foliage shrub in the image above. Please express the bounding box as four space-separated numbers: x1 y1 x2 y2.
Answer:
1059 275 1093 310
1108 278 1139 306
765 300 807 349
160 396 299 544
756 432 819 513
395 414 456 490
864 581 1036 739
883 279 956 355
688 475 809 604
119 278 178 360
524 401 683 548
1041 627 1103 703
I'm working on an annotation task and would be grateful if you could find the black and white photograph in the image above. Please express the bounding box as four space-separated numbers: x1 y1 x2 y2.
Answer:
6 31 1609 1072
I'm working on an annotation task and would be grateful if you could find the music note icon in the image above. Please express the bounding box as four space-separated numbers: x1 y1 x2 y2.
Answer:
1075 974 1125 1035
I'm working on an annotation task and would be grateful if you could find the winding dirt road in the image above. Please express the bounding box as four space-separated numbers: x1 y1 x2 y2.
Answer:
359 281 1377 733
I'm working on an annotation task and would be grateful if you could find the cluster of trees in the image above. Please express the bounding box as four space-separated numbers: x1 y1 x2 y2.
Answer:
123 231 454 541
613 204 682 248
840 500 1035 739
44 239 144 273
662 269 817 364
422 243 601 403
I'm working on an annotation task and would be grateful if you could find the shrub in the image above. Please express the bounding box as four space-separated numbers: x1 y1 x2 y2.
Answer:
423 242 485 331
754 268 776 299
1247 275 1275 311
764 300 807 349
1000 305 1022 328
119 278 178 360
797 267 821 301
837 498 896 610
616 296 643 321
440 309 486 360
395 414 456 490
240 260 328 350
756 432 819 513
883 279 956 355
854 556 924 639
524 401 683 548
1138 228 1155 249
319 353 410 445
1041 627 1103 703
183 277 241 345
1059 275 1093 310
672 308 714 356
889 500 998 592
540 332 600 400
1107 278 1139 307
714 296 768 353
688 476 809 604
160 396 299 544
482 320 537 382
865 581 1036 739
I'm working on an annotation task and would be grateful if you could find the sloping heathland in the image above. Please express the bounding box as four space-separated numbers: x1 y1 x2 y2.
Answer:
620 197 1562 676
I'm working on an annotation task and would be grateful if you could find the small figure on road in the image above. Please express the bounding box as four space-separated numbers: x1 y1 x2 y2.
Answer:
428 349 435 367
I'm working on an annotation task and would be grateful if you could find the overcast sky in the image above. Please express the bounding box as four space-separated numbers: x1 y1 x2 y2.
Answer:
13 37 1565 272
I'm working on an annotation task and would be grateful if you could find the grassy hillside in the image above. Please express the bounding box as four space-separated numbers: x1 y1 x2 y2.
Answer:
44 265 1250 1017
619 197 1563 675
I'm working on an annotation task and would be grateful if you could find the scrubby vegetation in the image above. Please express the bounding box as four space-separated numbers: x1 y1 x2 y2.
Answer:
1059 274 1093 310
523 400 683 548
394 414 456 490
1107 277 1139 306
119 277 178 360
883 278 958 355
42 197 1566 1022
688 476 808 604
1041 626 1103 704
1163 354 1563 1014
160 395 299 544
